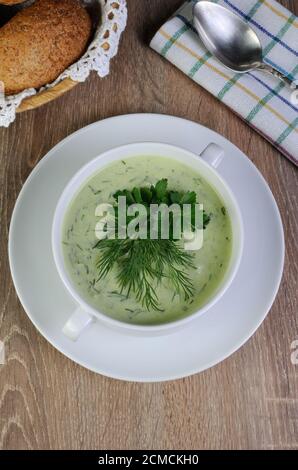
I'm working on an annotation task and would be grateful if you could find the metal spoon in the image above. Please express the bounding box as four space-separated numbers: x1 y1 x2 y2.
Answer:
193 1 295 88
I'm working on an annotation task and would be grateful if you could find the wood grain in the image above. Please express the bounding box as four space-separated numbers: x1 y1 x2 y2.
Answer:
0 0 297 450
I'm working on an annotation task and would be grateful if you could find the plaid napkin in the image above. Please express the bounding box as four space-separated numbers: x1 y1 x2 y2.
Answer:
150 0 298 166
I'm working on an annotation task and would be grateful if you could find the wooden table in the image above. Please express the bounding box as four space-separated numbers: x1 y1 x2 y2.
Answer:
0 0 297 450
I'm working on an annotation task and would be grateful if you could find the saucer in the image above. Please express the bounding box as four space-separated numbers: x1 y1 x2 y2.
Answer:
8 114 284 382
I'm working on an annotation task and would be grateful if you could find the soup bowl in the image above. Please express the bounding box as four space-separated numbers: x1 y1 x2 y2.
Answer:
52 142 244 340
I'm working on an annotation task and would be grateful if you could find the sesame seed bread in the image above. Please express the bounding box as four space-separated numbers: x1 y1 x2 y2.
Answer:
0 0 92 95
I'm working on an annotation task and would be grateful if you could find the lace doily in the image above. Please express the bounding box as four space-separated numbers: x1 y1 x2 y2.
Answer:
0 0 127 127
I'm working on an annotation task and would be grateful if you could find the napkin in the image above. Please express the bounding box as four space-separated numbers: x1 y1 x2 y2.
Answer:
150 0 298 166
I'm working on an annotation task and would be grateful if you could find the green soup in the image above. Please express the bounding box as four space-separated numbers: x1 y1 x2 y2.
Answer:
62 156 232 325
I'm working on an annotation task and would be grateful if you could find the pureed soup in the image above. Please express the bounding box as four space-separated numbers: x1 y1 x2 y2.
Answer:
62 156 232 325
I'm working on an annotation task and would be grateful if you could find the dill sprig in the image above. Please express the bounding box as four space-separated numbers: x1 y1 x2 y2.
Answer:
93 179 211 311
95 238 195 311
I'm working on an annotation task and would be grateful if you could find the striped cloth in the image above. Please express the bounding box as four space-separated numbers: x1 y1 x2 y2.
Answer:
150 0 298 166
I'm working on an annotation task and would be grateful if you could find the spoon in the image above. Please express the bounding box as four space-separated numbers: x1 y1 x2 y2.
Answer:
193 1 295 88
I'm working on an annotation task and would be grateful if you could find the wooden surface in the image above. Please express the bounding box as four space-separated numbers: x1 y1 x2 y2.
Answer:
0 0 297 450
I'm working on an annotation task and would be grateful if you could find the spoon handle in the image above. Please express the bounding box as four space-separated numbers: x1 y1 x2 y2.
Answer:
258 63 296 89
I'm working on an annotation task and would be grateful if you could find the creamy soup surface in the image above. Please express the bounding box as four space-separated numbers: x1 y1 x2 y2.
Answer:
62 156 232 325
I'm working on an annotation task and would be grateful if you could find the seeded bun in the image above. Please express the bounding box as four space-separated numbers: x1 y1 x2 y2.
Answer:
0 0 92 95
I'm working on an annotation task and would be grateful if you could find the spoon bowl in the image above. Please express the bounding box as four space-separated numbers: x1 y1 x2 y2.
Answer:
193 1 294 87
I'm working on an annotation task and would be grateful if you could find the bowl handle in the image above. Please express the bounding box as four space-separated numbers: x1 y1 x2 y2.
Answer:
199 143 224 168
62 307 94 341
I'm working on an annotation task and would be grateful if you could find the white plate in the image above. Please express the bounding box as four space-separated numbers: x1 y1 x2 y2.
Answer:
8 114 284 382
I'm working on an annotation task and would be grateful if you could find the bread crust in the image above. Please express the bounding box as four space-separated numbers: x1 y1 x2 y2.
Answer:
0 0 92 95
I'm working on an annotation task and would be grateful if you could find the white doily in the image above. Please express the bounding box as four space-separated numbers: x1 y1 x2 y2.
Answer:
0 0 127 127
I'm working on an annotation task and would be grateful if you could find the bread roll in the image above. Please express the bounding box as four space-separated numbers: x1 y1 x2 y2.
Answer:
0 0 92 95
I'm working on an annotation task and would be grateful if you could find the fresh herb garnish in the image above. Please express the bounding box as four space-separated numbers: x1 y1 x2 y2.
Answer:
112 178 210 235
95 238 195 311
93 179 211 311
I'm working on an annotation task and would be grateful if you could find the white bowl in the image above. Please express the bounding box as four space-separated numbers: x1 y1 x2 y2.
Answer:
52 142 244 340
